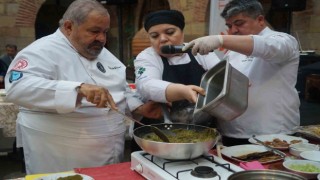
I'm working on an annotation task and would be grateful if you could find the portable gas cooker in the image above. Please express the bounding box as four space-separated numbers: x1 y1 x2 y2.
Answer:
131 151 244 180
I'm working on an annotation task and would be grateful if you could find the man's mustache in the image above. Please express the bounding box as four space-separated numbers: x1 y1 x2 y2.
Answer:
88 41 104 49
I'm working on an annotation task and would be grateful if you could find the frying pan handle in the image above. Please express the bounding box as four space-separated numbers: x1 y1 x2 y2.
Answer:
161 104 173 123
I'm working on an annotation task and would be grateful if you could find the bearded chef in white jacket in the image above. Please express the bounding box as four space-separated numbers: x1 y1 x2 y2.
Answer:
183 0 300 146
4 0 161 174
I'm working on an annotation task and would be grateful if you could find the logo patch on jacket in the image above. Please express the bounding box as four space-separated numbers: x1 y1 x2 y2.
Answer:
12 59 28 70
9 71 23 83
136 67 146 78
97 62 106 73
135 67 146 79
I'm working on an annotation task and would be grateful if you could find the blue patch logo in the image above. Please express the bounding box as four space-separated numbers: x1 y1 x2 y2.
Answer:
97 62 106 73
9 71 23 83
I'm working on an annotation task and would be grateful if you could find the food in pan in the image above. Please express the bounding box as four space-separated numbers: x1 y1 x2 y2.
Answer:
263 138 301 148
232 151 282 163
143 128 217 143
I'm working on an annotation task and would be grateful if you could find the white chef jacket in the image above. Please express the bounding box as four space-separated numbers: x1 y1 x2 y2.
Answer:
134 47 221 102
4 29 143 174
217 27 300 138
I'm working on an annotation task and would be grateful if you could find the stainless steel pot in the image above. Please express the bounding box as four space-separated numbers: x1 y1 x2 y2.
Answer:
228 170 307 180
133 123 220 160
193 58 249 123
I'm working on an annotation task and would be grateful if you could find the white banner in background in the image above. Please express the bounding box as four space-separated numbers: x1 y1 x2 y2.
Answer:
209 0 230 59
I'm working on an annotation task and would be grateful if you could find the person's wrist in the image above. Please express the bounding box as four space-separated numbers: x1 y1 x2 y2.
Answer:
76 83 84 95
133 104 144 116
75 83 84 106
217 35 224 46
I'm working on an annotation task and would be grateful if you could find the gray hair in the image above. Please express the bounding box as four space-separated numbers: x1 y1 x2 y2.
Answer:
59 0 109 27
221 0 264 19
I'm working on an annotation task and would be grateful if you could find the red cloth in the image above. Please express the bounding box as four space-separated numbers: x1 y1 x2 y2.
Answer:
74 162 145 180
239 161 266 170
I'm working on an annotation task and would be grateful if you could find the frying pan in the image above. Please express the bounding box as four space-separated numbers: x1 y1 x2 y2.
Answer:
133 123 220 160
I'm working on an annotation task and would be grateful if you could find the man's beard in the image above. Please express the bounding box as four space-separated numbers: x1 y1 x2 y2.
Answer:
87 41 104 57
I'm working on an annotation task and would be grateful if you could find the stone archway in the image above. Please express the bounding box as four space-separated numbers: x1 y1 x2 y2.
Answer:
15 0 41 28
35 0 72 39
0 0 45 52
0 0 71 51
15 0 74 40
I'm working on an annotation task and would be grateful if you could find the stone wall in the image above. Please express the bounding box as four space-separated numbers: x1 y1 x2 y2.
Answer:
292 0 320 51
168 0 210 41
0 0 45 54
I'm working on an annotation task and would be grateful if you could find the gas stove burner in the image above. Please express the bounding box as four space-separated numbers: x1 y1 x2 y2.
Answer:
131 151 243 180
191 166 218 178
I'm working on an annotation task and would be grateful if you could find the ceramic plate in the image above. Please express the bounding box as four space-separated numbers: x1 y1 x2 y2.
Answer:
221 144 284 164
248 134 308 150
283 160 320 179
300 151 320 162
35 172 93 180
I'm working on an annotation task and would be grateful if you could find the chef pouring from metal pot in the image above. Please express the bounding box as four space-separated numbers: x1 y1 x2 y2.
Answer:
132 10 221 151
183 0 300 147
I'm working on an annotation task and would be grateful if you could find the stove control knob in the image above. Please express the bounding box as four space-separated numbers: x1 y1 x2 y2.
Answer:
135 164 143 173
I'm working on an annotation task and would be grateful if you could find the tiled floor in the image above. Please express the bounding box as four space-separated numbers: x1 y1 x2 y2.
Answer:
1 98 319 179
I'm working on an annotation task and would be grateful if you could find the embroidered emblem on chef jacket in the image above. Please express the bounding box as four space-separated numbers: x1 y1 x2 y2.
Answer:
136 67 146 79
9 71 23 83
137 67 145 75
12 59 28 70
108 66 121 69
97 62 106 73
241 56 254 62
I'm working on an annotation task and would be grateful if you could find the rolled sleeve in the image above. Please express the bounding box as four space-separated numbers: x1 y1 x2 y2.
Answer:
126 92 144 112
251 34 299 63
138 79 170 102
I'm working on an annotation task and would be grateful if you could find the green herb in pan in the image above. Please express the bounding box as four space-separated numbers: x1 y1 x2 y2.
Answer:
143 128 217 143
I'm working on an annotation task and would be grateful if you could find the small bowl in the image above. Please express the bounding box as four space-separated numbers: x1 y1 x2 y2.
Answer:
283 159 320 179
300 151 320 162
289 143 319 157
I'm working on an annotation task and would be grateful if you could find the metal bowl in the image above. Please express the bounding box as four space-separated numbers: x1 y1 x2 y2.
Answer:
228 170 306 180
193 59 249 123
